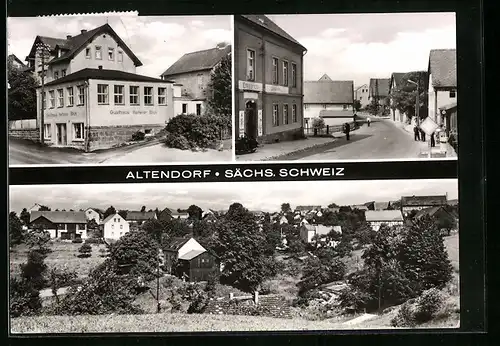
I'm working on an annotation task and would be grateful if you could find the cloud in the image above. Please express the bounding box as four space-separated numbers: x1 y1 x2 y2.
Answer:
190 20 204 28
321 28 347 38
201 28 232 44
9 179 458 215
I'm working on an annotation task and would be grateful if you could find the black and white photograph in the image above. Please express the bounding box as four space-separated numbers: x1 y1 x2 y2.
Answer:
7 13 233 166
234 13 458 161
9 179 459 333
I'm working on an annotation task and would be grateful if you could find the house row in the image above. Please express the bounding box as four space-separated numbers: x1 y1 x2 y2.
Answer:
11 23 231 151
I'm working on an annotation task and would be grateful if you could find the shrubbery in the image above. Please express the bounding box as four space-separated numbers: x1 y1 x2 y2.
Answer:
78 243 92 258
132 130 146 141
10 277 42 317
390 288 445 327
85 238 103 245
72 238 83 244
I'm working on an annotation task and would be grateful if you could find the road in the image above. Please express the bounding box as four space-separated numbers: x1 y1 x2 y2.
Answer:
284 117 424 161
9 137 232 165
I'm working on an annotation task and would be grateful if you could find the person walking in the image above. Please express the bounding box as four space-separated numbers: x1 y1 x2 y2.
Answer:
413 125 420 141
367 116 371 127
430 132 436 147
420 128 426 142
344 122 351 141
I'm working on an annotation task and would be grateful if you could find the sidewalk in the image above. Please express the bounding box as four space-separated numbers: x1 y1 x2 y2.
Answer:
389 119 457 159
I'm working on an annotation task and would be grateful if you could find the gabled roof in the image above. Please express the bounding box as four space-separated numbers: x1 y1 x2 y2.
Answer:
374 202 390 210
26 36 68 61
237 15 306 51
401 195 448 207
164 236 192 251
447 199 459 206
414 206 452 220
8 54 26 67
355 84 368 91
100 213 125 225
42 68 171 88
295 205 322 212
30 211 87 224
161 44 231 77
37 24 143 67
365 210 403 222
351 205 369 211
369 78 391 98
304 80 354 104
319 74 333 81
126 211 157 221
178 249 206 261
428 49 457 88
389 72 409 92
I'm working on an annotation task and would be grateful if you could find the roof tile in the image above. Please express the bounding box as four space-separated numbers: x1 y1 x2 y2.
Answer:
30 211 87 224
429 49 457 88
161 45 231 77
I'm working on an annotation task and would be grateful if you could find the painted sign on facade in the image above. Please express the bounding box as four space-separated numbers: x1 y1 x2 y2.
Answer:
46 111 79 117
239 81 263 92
243 92 259 99
258 109 263 136
239 110 245 137
109 110 158 115
265 84 289 94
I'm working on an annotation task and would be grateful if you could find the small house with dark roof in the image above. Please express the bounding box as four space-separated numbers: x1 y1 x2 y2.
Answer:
160 43 231 117
388 71 429 124
365 210 404 231
400 195 448 216
84 207 101 223
368 78 391 108
163 236 219 282
27 23 175 151
8 54 28 71
29 210 87 239
234 15 307 144
355 83 370 108
125 211 157 228
303 76 354 129
100 212 129 240
427 49 457 126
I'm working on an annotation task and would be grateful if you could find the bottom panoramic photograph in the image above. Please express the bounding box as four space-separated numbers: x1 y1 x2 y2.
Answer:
9 179 459 333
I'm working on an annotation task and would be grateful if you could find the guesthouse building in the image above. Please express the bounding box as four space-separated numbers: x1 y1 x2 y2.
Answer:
27 24 175 151
234 15 307 143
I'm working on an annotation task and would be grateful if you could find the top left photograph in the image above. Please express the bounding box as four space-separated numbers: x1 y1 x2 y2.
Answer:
7 13 233 166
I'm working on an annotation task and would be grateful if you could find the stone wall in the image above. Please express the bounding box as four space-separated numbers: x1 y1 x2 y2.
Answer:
204 294 292 319
88 124 164 152
9 128 40 142
258 127 304 145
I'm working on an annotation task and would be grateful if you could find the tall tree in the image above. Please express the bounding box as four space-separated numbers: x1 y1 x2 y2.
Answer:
187 205 203 221
9 212 25 246
140 206 146 213
38 205 51 211
20 208 30 226
206 53 231 125
8 65 38 121
103 206 117 220
390 71 428 123
281 203 292 214
118 210 128 219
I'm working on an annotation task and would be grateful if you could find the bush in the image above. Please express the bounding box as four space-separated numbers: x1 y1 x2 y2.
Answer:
414 288 444 323
10 277 42 317
85 238 103 244
312 117 325 130
72 238 83 244
164 113 223 149
78 243 92 258
20 250 48 290
132 130 146 141
163 133 191 150
391 303 417 327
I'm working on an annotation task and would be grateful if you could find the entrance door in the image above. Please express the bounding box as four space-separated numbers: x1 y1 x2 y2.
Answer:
245 101 258 139
56 123 67 145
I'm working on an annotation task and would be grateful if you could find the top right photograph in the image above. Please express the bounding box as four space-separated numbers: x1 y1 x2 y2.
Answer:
234 13 457 162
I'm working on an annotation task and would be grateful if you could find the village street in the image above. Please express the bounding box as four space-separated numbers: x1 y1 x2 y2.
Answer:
9 137 232 165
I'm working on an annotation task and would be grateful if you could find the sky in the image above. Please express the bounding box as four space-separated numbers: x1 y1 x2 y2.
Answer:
9 179 458 214
267 13 456 87
7 12 232 78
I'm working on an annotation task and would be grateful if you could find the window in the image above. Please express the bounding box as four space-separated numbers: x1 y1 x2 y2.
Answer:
120 225 123 229
111 225 114 229
282 61 289 86
108 48 114 60
77 86 85 105
182 103 187 114
85 48 91 59
343 104 347 110
322 104 327 109
292 104 297 122
272 104 279 126
67 87 74 106
113 218 116 222
158 87 166 105
54 71 59 79
95 46 102 59
61 69 66 77
196 103 202 115
118 51 123 62
304 104 309 110
144 87 153 105
449 90 456 98
360 96 363 100
57 89 64 107
44 124 51 139
73 123 84 140
197 74 204 89
247 49 255 81
283 104 289 125
97 84 109 104
42 92 47 109
129 86 139 105
114 85 124 105
272 57 279 84
291 63 297 87
111 231 114 237
49 90 55 108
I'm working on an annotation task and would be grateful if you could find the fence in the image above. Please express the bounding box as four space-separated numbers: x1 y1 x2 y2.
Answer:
304 121 358 137
9 119 37 129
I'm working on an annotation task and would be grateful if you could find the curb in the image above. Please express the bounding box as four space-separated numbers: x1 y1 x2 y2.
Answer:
262 138 337 161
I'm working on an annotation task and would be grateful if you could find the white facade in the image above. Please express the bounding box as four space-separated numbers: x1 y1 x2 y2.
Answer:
177 238 206 258
428 73 457 125
102 213 130 240
368 221 404 232
355 84 370 108
303 104 353 128
85 208 100 223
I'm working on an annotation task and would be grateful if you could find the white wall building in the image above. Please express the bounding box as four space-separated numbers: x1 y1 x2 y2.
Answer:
101 213 130 240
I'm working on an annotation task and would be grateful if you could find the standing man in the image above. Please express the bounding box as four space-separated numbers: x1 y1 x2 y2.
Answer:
413 124 420 141
420 128 426 142
344 122 351 141
367 116 371 127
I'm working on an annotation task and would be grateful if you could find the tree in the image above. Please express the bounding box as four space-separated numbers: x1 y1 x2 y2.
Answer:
118 210 128 219
20 208 30 226
10 212 25 247
187 205 203 221
212 203 277 292
8 65 38 121
25 227 51 254
389 71 428 123
87 219 100 238
140 206 146 213
103 206 117 220
206 52 231 125
312 117 325 130
297 255 346 295
78 243 93 258
281 203 292 214
354 99 362 112
48 267 77 304
328 203 340 208
366 98 380 116
20 250 48 290
9 276 42 317
141 218 166 243
38 205 51 211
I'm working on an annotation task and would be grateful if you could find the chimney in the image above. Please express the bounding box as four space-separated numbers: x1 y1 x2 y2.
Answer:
66 35 72 40
98 65 103 70
81 29 87 34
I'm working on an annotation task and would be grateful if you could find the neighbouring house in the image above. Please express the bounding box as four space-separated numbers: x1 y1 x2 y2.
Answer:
427 49 457 127
157 207 174 222
163 236 220 282
355 83 370 108
400 195 448 217
170 209 190 219
160 42 231 117
389 71 429 125
325 207 340 213
29 210 87 239
365 210 404 231
8 54 28 71
364 201 392 211
125 210 157 228
100 213 130 240
84 207 101 223
414 206 457 229
368 78 391 110
28 203 45 212
351 205 369 211
389 72 410 123
279 215 288 224
299 224 339 243
304 76 354 130
294 205 322 216
25 24 175 151
448 199 459 206
234 15 307 143
202 212 218 223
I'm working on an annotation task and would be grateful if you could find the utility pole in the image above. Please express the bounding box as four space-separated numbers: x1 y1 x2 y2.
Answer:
37 42 50 145
407 79 420 125
156 248 162 313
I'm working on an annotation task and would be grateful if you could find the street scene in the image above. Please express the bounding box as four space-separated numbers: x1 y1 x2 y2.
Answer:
10 179 459 332
234 13 457 161
8 13 233 165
